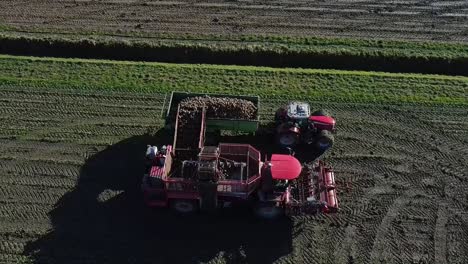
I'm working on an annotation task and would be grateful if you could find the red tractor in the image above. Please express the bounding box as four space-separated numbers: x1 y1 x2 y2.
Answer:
275 102 336 152
141 92 338 219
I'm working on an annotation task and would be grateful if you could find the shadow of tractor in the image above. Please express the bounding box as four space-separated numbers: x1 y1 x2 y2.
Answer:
24 130 293 264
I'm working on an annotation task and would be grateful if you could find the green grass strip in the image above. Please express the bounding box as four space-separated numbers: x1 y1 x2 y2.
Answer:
0 55 466 105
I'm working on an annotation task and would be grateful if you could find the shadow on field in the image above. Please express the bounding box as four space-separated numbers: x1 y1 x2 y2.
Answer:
24 129 293 264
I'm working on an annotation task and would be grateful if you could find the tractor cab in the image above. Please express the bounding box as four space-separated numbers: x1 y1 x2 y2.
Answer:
284 102 335 131
145 145 168 167
287 102 310 119
286 102 311 127
143 145 173 197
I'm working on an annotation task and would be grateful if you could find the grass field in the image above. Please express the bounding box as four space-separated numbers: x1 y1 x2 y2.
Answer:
0 55 467 106
0 55 467 263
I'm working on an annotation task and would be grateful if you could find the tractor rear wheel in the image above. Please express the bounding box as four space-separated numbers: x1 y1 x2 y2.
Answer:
315 130 334 151
170 199 198 215
278 132 299 147
311 109 330 116
275 107 287 122
254 202 284 220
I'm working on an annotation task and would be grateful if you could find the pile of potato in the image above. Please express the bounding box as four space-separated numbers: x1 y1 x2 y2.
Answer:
178 96 257 126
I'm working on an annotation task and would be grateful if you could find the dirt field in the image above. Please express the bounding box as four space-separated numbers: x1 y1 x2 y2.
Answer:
0 85 466 264
1 0 467 42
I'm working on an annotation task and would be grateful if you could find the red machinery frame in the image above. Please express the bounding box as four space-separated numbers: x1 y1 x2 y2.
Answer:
142 143 264 208
142 145 339 214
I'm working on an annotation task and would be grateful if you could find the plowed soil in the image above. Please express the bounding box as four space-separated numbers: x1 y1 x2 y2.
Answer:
0 0 467 42
0 85 466 263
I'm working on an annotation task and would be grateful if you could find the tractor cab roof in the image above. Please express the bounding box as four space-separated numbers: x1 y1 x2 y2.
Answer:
287 102 310 119
270 154 302 180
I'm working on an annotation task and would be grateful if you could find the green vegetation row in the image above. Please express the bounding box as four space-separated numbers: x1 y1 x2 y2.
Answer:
0 55 466 106
0 32 467 75
3 30 468 60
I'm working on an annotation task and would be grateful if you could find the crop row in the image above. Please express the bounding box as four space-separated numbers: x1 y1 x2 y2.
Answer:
0 55 467 106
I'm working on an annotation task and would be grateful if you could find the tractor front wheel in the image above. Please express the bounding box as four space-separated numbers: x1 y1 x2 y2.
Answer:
278 132 299 147
254 202 284 220
170 199 198 215
315 130 334 151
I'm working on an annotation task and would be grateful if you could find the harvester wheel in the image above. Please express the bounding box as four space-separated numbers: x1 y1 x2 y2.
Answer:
170 199 198 215
315 130 334 151
254 202 284 220
311 109 330 116
278 132 299 147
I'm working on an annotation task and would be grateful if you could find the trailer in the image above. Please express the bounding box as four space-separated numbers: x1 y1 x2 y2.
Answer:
164 91 260 133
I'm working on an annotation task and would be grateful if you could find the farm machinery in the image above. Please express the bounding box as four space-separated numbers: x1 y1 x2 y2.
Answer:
141 92 338 218
275 102 336 152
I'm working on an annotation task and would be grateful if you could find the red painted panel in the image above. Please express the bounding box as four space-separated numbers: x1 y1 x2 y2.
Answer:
308 115 335 125
327 189 337 208
324 171 335 186
270 154 302 180
150 166 164 177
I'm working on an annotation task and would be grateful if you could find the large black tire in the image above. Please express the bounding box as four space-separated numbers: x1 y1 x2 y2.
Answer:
274 107 287 122
311 109 330 116
277 131 300 147
170 199 198 215
315 130 334 151
164 122 175 132
254 202 284 220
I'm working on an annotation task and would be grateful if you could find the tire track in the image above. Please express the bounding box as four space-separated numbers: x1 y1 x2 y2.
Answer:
434 201 448 264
